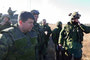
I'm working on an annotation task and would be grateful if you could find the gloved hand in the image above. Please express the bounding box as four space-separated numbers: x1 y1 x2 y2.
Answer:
57 44 65 51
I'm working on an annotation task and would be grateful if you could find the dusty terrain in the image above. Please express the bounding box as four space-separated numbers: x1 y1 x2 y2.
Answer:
48 24 90 60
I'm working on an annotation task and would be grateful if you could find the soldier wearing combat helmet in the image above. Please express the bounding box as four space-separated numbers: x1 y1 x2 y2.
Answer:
58 12 90 60
52 21 62 60
0 14 12 31
31 10 45 60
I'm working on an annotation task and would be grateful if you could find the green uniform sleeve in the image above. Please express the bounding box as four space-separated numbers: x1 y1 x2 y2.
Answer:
80 24 90 33
44 25 52 38
52 29 57 44
48 26 52 34
58 27 66 45
0 34 8 60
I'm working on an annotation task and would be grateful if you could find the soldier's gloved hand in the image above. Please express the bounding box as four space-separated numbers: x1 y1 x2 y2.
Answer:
44 31 48 35
75 20 81 25
57 44 65 51
57 44 62 51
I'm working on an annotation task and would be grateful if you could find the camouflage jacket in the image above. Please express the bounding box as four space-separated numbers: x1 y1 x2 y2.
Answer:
58 22 90 50
33 23 45 46
41 24 52 40
52 27 62 45
33 23 46 54
0 27 37 60
0 21 11 31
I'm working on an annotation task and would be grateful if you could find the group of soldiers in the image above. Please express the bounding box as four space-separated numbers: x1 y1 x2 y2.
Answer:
56 12 90 60
0 9 52 60
0 8 90 60
0 7 17 31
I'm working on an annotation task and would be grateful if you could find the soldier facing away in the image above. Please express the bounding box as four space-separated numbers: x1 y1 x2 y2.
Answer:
0 11 37 60
52 21 62 60
58 12 90 60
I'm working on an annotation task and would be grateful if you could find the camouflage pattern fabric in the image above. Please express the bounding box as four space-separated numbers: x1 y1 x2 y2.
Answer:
58 22 90 59
52 22 62 60
33 23 45 60
0 27 37 60
40 24 52 60
41 24 52 47
52 27 62 45
0 21 11 31
52 21 62 45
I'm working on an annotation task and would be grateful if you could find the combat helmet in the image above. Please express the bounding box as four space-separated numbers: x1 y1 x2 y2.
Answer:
57 21 62 27
31 10 40 15
2 14 10 20
69 12 81 20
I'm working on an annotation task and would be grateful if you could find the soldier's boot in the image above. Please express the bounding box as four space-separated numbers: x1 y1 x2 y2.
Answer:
56 51 61 60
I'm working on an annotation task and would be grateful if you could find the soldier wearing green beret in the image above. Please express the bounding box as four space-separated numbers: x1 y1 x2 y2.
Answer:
58 12 90 60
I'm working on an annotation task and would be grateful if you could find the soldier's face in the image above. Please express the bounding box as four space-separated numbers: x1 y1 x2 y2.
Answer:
34 15 39 22
21 18 34 32
42 20 46 25
3 17 9 22
43 21 46 25
74 18 78 23
72 18 79 25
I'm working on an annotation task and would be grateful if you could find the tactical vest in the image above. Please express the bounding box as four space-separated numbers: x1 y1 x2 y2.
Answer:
64 22 84 49
33 23 46 55
2 27 37 60
33 23 44 44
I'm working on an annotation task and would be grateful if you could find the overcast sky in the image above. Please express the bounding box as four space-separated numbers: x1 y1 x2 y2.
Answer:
0 0 90 24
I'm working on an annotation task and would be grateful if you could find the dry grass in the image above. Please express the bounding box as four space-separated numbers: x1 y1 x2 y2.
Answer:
49 24 90 60
82 33 90 60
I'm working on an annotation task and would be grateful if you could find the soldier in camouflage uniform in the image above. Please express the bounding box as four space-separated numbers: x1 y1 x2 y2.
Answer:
31 10 45 60
41 19 52 47
52 21 62 60
0 14 12 31
58 12 90 60
7 7 16 18
41 19 52 60
0 11 37 60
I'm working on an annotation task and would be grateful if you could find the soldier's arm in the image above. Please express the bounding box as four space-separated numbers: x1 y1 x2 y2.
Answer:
79 24 90 33
58 27 66 45
47 26 52 37
0 34 8 60
52 29 57 44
